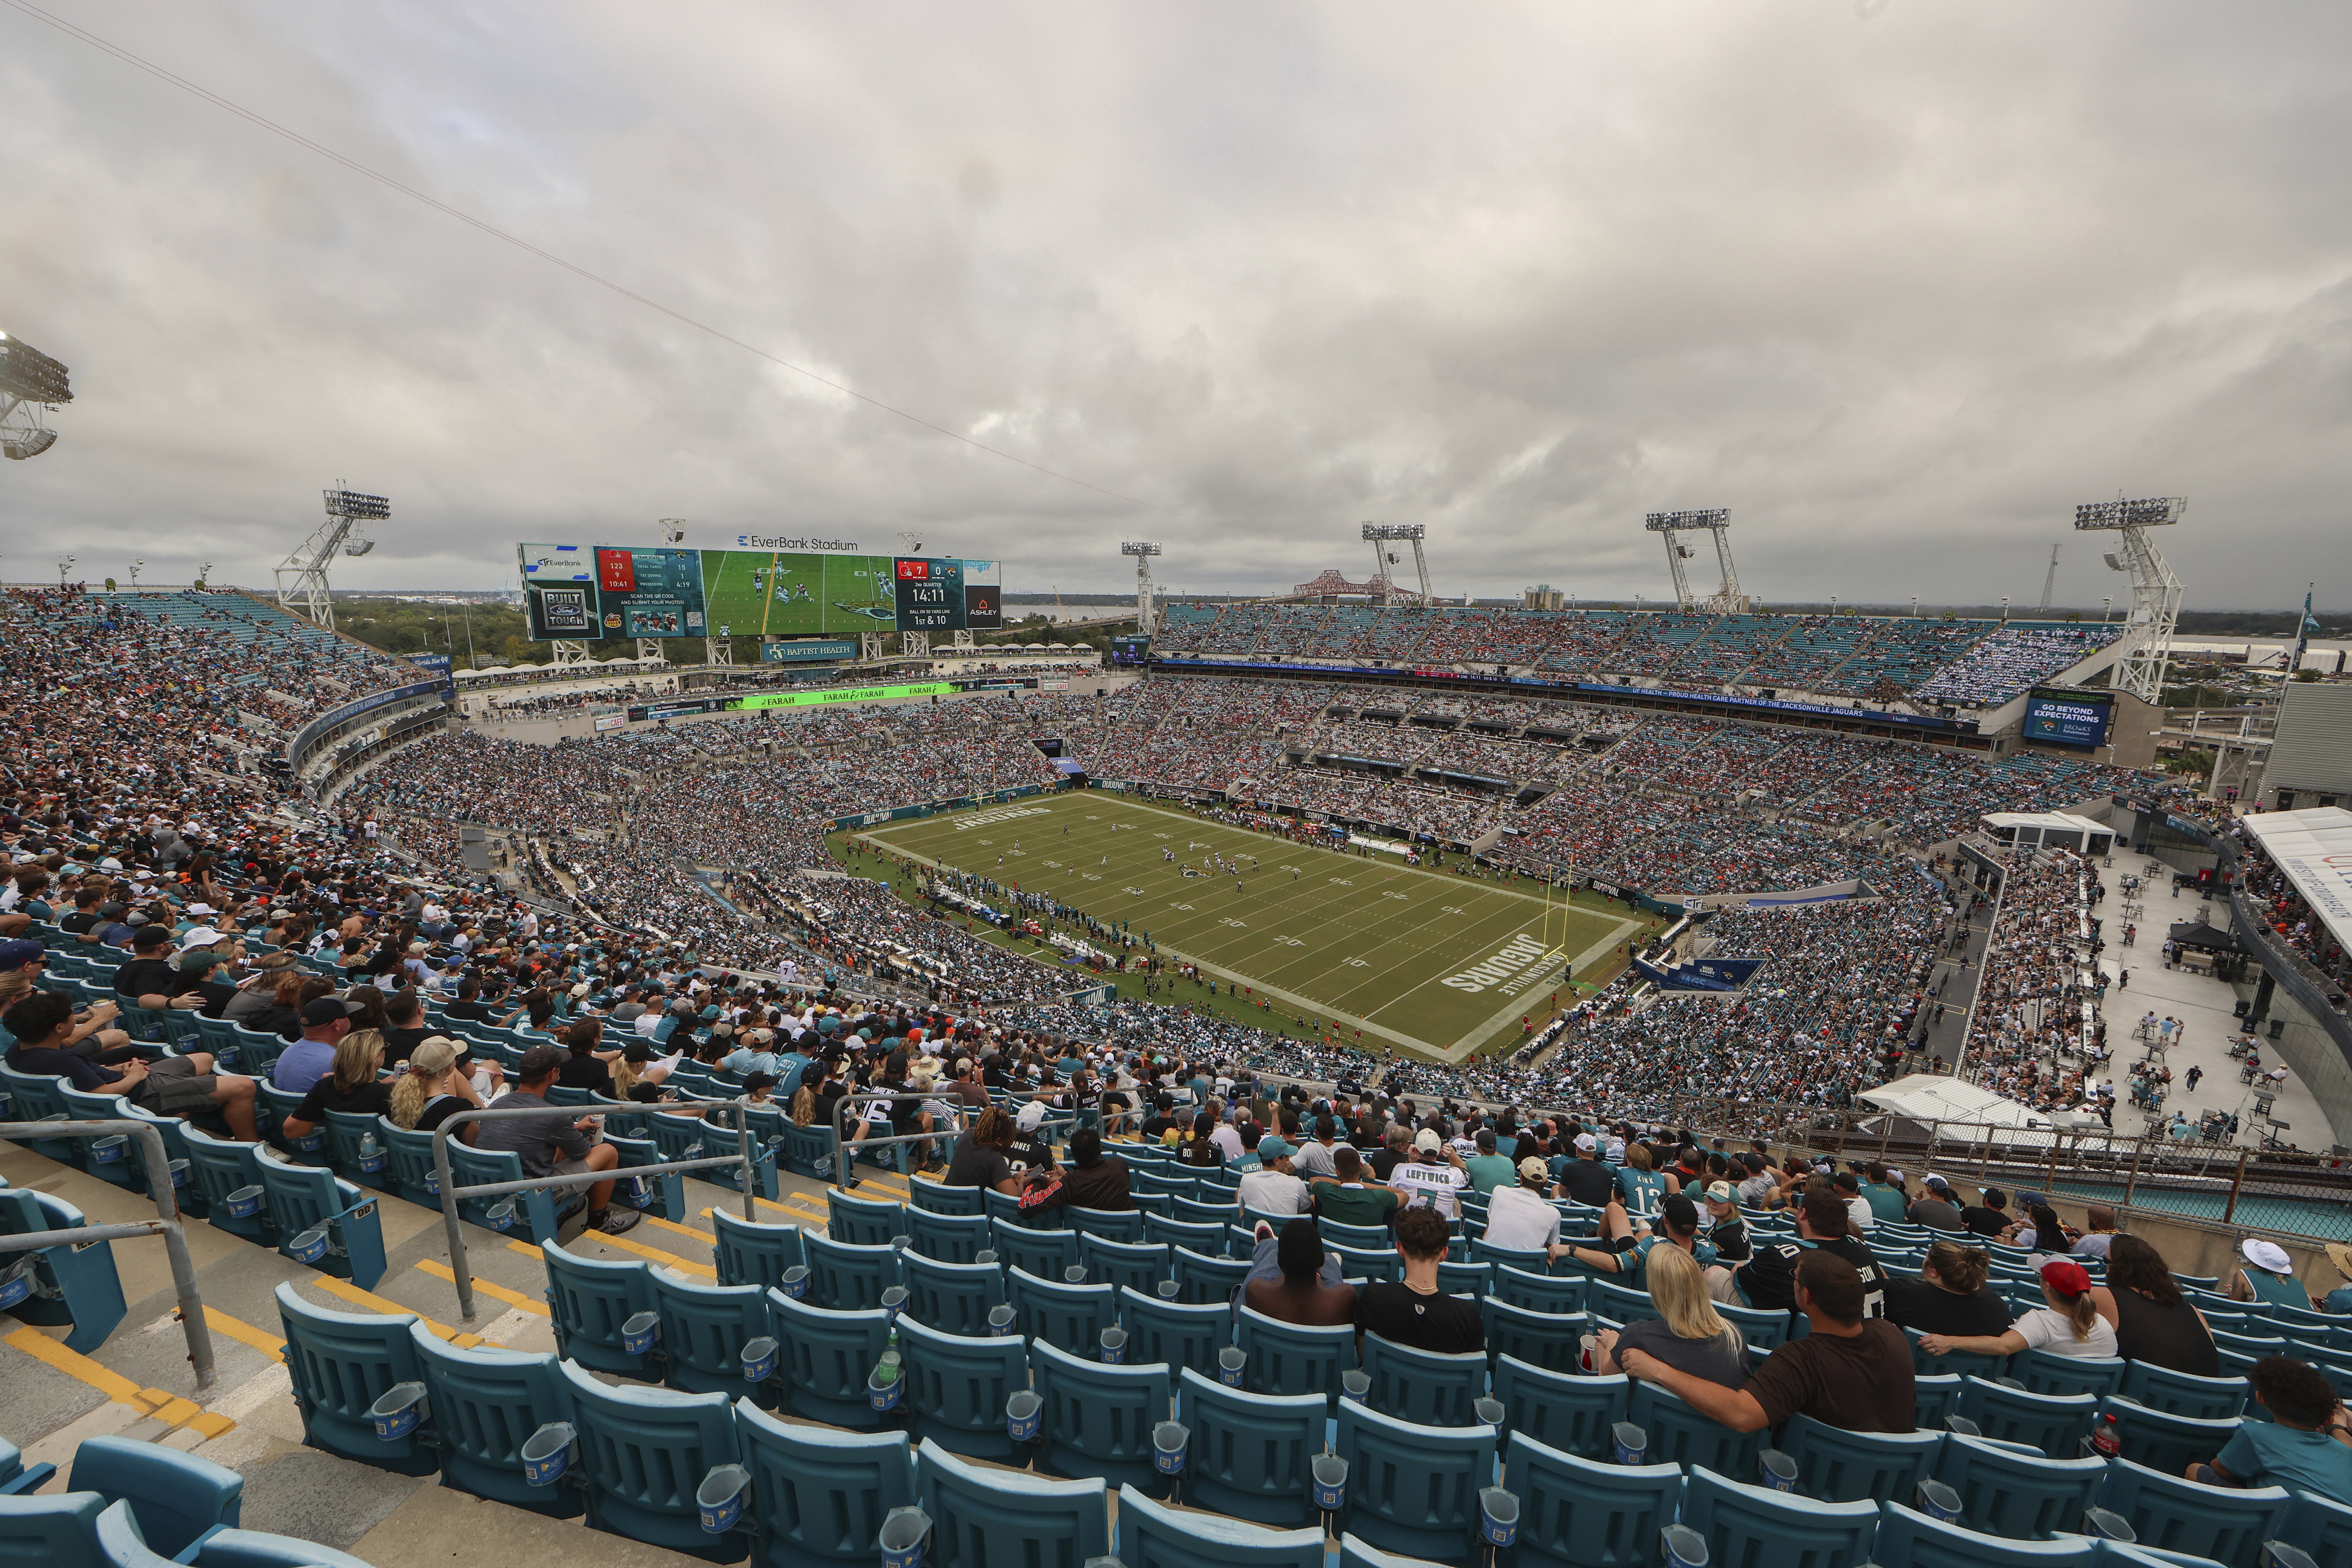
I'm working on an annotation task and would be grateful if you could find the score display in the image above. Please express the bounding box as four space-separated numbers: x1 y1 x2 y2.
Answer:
2021 687 2114 748
894 557 965 630
524 543 1000 639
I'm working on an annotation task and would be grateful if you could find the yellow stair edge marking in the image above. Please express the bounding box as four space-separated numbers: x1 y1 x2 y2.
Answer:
312 1276 487 1347
701 1202 822 1228
139 1386 175 1409
572 1229 718 1278
183 1411 237 1441
149 1397 203 1429
202 1307 286 1364
640 1213 719 1244
414 1259 551 1317
5 1325 157 1411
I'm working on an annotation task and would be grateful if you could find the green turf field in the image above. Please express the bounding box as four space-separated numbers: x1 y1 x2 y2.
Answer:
856 792 1639 1061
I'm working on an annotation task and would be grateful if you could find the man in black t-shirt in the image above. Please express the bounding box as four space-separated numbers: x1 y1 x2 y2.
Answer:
1960 1186 2010 1237
112 926 203 1009
380 991 437 1066
1730 1188 1888 1320
1558 1134 1619 1208
1356 1205 1483 1355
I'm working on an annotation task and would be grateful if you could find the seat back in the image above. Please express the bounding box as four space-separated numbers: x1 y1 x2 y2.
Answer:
2098 1394 2242 1476
320 1109 391 1192
0 1064 80 1162
1479 1299 1585 1374
407 1321 580 1516
1491 1264 1589 1316
1589 1277 1658 1326
1909 1325 2011 1382
1078 1235 1170 1297
0 1187 126 1355
377 1122 443 1211
1915 1373 1966 1431
1502 1430 1681 1568
1142 1213 1226 1254
2095 1456 2290 1567
66 1435 242 1558
558 1359 743 1562
272 1279 433 1475
1930 1432 2107 1542
1678 1464 1882 1568
827 1188 907 1247
446 1142 561 1243
1118 1288 1232 1370
769 1289 892 1430
803 1233 903 1312
1237 1305 1356 1410
1959 1376 2098 1459
1176 1367 1327 1529
1360 1333 1487 1428
906 1207 992 1265
914 1436 1110 1568
906 1174 982 1215
92 1498 175 1568
2115 1362 2249 1421
896 1312 1032 1460
181 1127 274 1246
733 1402 916 1564
1066 1205 1146 1244
1490 1357 1627 1460
539 1239 656 1374
1029 1336 1173 1492
992 1222 1081 1281
1777 1411 1940 1504
1873 1499 2101 1566
2012 1348 2127 1401
1716 1300 1792 1352
1111 1483 1324 1568
2278 1490 2352 1568
1007 1266 1117 1356
1626 1379 1762 1479
0 1489 107 1568
1334 1398 1498 1563
1169 1245 1249 1305
708 1208 807 1292
647 1267 772 1401
901 1253 1008 1339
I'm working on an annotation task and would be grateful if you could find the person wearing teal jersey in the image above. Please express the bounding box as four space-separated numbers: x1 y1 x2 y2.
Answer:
1613 1144 1675 1219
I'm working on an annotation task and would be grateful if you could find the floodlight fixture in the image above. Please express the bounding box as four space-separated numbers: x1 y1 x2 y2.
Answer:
324 489 391 522
279 484 390 630
56 555 73 585
1360 522 1425 541
1120 541 1163 557
2074 496 2184 531
2071 492 2186 702
0 331 72 406
1643 509 1729 533
1642 508 1743 611
1121 542 1164 633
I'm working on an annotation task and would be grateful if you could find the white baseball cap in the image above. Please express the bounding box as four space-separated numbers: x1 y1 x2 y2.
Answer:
1015 1101 1048 1133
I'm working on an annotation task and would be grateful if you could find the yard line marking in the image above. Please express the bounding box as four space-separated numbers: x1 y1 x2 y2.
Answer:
414 1259 551 1316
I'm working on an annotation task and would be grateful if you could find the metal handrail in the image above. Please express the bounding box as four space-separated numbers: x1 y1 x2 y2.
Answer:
0 1119 215 1388
430 1097 762 1323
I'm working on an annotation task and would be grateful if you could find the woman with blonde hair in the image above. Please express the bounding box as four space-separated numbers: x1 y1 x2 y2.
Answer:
1921 1257 2118 1360
280 1027 392 1140
387 1036 485 1136
1593 1242 1751 1388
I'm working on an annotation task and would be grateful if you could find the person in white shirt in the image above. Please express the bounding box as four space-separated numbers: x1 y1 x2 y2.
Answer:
1392 1128 1472 1219
1483 1157 1567 1254
1209 1116 1246 1163
1919 1258 2120 1361
1235 1137 1311 1216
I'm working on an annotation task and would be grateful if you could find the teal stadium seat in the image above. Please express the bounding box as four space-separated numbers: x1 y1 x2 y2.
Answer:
991 1224 1080 1281
1237 1305 1356 1409
1874 1499 2100 1566
67 1435 244 1559
0 1490 108 1568
1501 1431 1681 1568
1479 1300 1585 1374
1118 1286 1232 1370
1112 1483 1325 1568
1490 1358 1626 1459
1067 1206 1146 1244
1006 1266 1116 1356
1626 1380 1762 1480
914 1438 1110 1568
904 1177 980 1217
905 1207 991 1265
1028 1336 1174 1491
1677 1464 1883 1568
2094 1457 2290 1568
1492 1264 1586 1316
900 1253 1008 1338
708 1208 807 1293
405 1321 581 1518
1176 1368 1326 1528
0 1186 126 1354
1360 1334 1488 1428
2013 1348 2128 1401
1931 1431 2107 1540
558 1359 743 1563
802 1234 902 1311
1960 1376 2098 1459
2098 1395 2242 1476
273 1281 433 1476
648 1267 775 1404
1335 1400 1497 1565
2277 1491 2352 1568
732 1402 916 1566
2116 1362 2249 1421
538 1240 656 1375
896 1312 1031 1460
770 1290 891 1430
1078 1234 1168 1296
826 1189 905 1247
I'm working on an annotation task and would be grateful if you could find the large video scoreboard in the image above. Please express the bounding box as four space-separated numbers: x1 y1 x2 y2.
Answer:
522 542 1000 641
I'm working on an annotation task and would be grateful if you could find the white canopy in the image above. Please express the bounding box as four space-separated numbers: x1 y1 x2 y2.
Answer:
2239 806 2352 956
1857 1074 2077 1134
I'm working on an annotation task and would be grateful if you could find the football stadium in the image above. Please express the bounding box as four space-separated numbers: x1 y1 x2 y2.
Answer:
10 13 2352 1568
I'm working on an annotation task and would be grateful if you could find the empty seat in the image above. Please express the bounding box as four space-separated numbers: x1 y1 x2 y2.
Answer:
1479 1300 1586 1375
906 1178 984 1217
1677 1463 1882 1568
1489 1357 1627 1460
2098 1395 2242 1476
2095 1457 2290 1567
272 1281 433 1476
1118 1286 1232 1370
897 1313 1031 1460
1067 1205 1146 1244
254 1158 387 1288
1960 1376 2098 1460
1489 1264 1587 1316
0 1186 126 1355
802 1233 903 1311
1931 1431 2107 1541
406 1321 580 1518
992 1223 1081 1281
1874 1499 2100 1566
180 1128 274 1249
1361 1333 1488 1428
763 1287 891 1429
905 1206 992 1265
1078 1234 1170 1297
1777 1412 1940 1504
1237 1305 1356 1409
1334 1398 1497 1564
1143 1214 1227 1254
2277 1490 2352 1568
914 1437 1110 1568
1029 1336 1174 1491
827 1188 906 1247
901 1252 1009 1339
539 1240 655 1375
1176 1367 1327 1528
647 1267 774 1404
1502 1430 1681 1568
1006 1266 1116 1356
732 1401 916 1565
1716 1300 1792 1352
1112 1482 1325 1568
559 1359 743 1563
1338 1533 1473 1568
708 1208 807 1292
67 1435 243 1558
2116 1362 2249 1421
1915 1373 1966 1431
446 1143 565 1243
376 1123 444 1212
1626 1380 1762 1480
0 1437 57 1497
0 1490 108 1568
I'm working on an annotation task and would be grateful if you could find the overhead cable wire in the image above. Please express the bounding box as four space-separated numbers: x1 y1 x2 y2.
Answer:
1 0 1184 517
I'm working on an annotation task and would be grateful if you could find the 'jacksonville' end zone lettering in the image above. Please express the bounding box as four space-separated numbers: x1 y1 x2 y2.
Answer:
1440 934 1550 994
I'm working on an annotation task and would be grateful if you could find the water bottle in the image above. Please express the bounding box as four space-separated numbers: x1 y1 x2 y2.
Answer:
358 1131 385 1173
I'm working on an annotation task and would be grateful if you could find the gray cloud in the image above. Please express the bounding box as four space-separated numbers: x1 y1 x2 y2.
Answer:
2 0 2346 607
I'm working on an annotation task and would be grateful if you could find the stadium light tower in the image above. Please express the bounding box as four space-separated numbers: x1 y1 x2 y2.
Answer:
1121 541 1163 632
277 487 388 632
2074 494 2186 703
1643 509 1744 612
0 330 72 460
1362 523 1431 607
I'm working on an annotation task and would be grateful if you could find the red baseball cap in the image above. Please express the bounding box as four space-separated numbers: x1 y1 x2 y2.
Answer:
2040 1259 2092 1297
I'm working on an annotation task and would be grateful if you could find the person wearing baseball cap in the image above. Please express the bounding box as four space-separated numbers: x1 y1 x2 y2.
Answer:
473 1043 639 1235
1482 1155 1567 1257
1558 1130 1616 1209
275 996 364 1094
1920 1256 2119 1362
1237 1134 1309 1223
1563 1193 1719 1285
112 923 208 1011
1906 1176 1964 1232
1391 1125 1472 1220
2230 1238 2310 1312
0 938 47 975
1699 1180 1752 1264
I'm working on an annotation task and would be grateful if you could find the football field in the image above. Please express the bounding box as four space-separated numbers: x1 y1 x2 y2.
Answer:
854 791 1639 1061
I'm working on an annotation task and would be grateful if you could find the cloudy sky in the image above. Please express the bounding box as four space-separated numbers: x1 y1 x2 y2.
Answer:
3 1 2347 607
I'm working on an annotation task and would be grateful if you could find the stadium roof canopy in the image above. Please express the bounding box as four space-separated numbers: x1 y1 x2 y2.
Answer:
2238 805 2352 956
1856 1073 2077 1138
